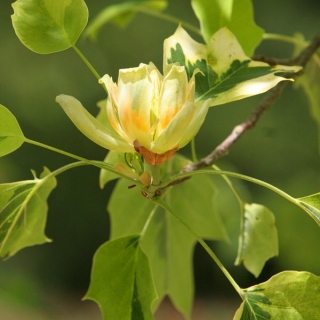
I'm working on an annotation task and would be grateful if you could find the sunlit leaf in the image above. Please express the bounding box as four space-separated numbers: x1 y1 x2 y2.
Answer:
84 235 157 320
85 0 168 41
235 203 278 278
0 104 25 157
0 168 56 258
297 192 320 226
164 26 301 105
191 0 264 56
234 271 320 319
108 154 228 319
12 0 88 53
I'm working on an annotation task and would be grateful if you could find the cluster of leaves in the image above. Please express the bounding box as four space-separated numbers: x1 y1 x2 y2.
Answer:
1 0 320 319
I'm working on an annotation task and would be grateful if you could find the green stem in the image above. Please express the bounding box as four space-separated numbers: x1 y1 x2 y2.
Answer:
210 165 246 266
25 138 90 163
212 165 245 207
72 45 107 93
137 7 202 36
263 33 309 47
150 165 161 186
153 197 242 296
163 170 291 200
40 161 89 183
24 138 142 185
191 138 198 162
161 169 304 211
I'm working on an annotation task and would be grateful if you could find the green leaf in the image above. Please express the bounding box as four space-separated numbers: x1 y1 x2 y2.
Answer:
295 50 320 151
0 104 25 157
85 0 168 41
235 203 278 278
12 0 88 54
108 155 228 319
84 235 157 320
297 192 320 226
234 271 320 319
164 26 301 105
0 168 56 258
191 0 264 56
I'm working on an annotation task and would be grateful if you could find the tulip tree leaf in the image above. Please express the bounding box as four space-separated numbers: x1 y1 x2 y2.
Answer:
0 168 56 258
85 0 168 41
108 155 228 319
84 235 157 320
235 203 278 278
234 271 320 319
297 192 320 226
0 105 25 157
295 51 320 151
164 26 301 106
12 0 88 54
191 0 264 56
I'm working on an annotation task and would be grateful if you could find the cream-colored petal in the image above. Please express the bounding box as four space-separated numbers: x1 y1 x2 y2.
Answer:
151 101 197 154
106 98 127 139
178 99 211 148
185 68 202 102
148 63 162 127
152 97 211 153
117 63 156 148
156 65 189 136
56 94 133 152
99 75 129 141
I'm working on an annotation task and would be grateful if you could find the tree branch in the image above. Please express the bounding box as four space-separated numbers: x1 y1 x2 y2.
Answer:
171 32 320 185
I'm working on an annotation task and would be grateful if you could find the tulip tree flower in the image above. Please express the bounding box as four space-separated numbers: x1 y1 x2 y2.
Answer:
100 62 211 165
56 62 211 166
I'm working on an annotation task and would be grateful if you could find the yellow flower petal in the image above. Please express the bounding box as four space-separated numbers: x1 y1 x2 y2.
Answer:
56 95 133 152
117 64 155 148
157 65 189 136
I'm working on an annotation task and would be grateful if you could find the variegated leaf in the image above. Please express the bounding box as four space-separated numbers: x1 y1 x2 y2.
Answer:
164 26 301 106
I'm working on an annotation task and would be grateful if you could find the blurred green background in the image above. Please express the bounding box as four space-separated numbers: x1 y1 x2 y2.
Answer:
0 0 320 319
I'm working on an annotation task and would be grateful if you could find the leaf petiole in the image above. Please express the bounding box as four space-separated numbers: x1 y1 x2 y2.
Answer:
153 197 243 297
262 33 309 47
191 138 198 162
72 45 108 94
24 137 89 162
24 138 141 185
161 169 319 225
